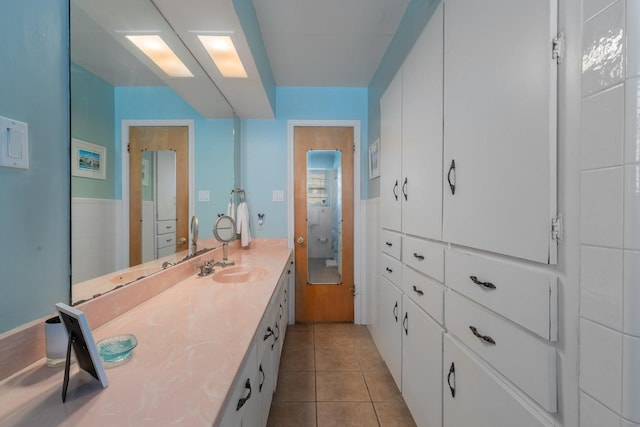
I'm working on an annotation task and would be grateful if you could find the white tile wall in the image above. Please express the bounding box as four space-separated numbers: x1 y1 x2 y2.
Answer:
582 0 626 96
581 84 625 169
580 392 622 427
580 319 623 413
622 334 640 422
624 250 640 335
627 0 640 78
580 167 624 246
585 0 622 20
626 77 640 164
71 198 121 284
580 246 623 329
624 164 640 249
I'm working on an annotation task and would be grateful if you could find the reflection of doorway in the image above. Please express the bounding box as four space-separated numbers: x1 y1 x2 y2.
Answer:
128 126 189 267
294 126 354 323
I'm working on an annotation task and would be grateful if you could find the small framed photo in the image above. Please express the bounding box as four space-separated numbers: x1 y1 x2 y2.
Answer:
141 158 150 186
368 139 380 179
71 138 106 180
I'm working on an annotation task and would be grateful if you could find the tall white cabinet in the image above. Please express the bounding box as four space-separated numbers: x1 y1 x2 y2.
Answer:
373 0 560 426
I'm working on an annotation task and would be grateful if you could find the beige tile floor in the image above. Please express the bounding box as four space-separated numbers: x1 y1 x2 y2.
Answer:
267 323 417 427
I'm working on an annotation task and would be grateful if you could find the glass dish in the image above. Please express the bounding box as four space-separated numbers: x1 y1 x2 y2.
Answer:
97 334 138 366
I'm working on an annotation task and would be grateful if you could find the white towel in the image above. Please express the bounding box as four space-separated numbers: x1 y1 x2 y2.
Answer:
236 201 252 248
227 200 235 219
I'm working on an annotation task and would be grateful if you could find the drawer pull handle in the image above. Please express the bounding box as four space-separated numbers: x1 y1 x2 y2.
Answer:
386 267 393 273
236 378 252 411
412 285 424 296
403 312 409 335
402 177 408 201
447 159 456 195
447 362 456 398
413 253 424 261
263 326 274 341
393 180 399 201
259 364 265 392
469 275 496 290
272 323 280 349
393 301 398 322
385 241 393 247
469 326 496 345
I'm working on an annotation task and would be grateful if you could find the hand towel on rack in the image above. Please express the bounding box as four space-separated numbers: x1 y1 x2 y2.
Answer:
236 201 252 248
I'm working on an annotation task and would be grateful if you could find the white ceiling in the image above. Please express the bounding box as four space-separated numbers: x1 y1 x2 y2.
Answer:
70 0 409 118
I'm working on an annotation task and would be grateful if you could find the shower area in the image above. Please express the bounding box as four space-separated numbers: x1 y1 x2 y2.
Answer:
306 150 342 284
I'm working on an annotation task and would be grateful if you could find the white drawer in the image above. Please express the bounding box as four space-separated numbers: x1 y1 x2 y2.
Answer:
157 245 175 258
443 334 554 427
445 248 557 341
402 266 445 325
381 254 402 287
156 220 176 235
156 233 176 249
445 291 556 413
403 236 444 282
381 230 402 260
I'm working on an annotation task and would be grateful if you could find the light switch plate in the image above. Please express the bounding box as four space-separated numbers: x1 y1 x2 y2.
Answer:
0 116 29 169
198 190 210 202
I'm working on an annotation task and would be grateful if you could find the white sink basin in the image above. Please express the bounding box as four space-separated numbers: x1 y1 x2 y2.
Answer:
212 266 267 283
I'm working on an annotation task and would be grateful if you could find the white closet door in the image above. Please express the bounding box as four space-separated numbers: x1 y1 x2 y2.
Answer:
380 70 403 232
443 0 558 264
378 277 403 389
155 150 177 221
402 3 444 240
402 296 443 427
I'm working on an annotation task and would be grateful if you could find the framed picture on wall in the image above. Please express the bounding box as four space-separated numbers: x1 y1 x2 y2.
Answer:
368 139 380 179
71 138 106 180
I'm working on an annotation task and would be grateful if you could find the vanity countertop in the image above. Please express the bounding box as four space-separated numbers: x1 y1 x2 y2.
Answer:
0 239 292 426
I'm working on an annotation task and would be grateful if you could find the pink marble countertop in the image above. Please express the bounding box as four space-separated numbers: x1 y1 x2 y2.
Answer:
0 239 291 426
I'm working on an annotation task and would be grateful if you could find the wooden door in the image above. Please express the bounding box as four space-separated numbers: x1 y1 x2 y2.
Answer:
294 126 354 323
129 126 189 266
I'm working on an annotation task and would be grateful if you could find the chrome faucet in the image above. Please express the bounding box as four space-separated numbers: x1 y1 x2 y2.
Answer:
162 261 175 269
197 259 215 276
212 259 235 268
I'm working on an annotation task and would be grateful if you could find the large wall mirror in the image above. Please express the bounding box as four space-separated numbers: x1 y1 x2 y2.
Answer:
70 0 239 304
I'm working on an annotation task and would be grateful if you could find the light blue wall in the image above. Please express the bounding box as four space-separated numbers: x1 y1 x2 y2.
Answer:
241 87 368 239
115 87 235 236
71 62 116 199
0 0 70 333
366 0 441 198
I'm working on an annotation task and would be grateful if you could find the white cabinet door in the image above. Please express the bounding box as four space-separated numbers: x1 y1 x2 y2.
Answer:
258 345 274 427
380 69 403 232
443 334 553 427
402 297 443 427
443 0 558 264
378 278 403 389
401 3 444 241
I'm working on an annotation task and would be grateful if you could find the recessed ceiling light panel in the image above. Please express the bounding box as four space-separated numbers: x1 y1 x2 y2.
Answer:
198 35 248 78
126 35 193 78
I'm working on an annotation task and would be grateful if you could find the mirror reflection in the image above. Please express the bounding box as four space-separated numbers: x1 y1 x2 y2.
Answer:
307 150 342 284
70 0 236 304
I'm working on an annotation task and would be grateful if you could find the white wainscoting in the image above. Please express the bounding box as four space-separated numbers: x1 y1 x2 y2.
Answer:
362 197 379 334
71 198 122 284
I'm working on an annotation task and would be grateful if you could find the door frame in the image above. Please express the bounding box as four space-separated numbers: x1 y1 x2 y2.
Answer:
287 120 363 324
120 119 195 270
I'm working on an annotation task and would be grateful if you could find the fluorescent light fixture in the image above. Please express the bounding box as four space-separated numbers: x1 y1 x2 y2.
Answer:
198 35 247 78
126 35 193 77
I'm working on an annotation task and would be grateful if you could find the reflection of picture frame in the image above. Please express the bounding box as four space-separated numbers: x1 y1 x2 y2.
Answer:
71 138 106 180
141 158 150 186
368 139 380 179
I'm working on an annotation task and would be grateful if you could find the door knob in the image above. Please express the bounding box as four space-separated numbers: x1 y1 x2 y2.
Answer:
178 237 187 245
296 236 305 245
